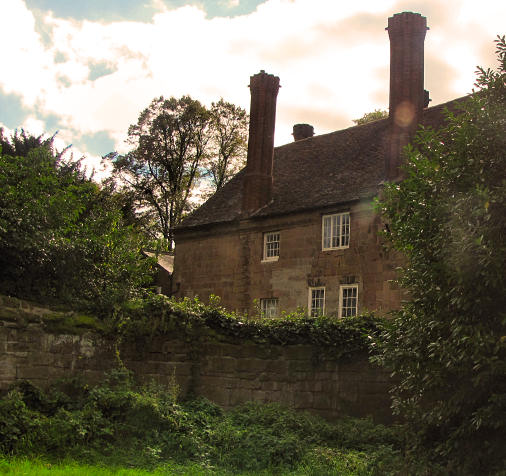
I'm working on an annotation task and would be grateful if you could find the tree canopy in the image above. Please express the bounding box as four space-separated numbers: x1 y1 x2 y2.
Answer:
0 131 155 314
207 99 248 191
352 109 388 125
110 96 248 249
375 36 506 474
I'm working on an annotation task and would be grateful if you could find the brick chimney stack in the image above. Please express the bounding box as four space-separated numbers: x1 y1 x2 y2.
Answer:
386 12 428 179
292 123 314 141
242 70 280 215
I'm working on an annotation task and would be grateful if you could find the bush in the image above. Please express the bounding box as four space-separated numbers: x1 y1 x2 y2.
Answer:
114 293 384 359
0 375 406 473
0 136 155 315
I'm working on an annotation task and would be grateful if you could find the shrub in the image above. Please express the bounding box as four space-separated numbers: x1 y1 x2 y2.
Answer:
0 376 406 473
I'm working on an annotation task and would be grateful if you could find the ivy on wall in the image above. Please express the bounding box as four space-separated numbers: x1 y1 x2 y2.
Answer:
0 293 385 361
115 294 384 360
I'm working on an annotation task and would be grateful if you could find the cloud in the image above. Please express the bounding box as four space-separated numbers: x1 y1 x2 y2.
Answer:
1 0 504 169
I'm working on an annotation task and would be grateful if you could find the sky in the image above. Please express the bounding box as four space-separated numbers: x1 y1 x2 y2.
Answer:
1 0 504 177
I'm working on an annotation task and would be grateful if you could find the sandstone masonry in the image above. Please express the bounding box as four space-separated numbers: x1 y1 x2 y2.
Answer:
0 296 393 422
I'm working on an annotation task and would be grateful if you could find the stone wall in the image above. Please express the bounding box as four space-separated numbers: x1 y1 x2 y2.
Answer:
0 296 393 422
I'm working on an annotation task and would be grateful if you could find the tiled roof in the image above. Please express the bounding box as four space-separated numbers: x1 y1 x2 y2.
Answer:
178 98 464 230
142 251 174 273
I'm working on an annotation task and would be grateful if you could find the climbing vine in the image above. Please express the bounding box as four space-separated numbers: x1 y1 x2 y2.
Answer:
114 294 384 360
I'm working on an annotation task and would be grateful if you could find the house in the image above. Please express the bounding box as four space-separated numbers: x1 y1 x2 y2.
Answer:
172 12 458 317
142 250 174 295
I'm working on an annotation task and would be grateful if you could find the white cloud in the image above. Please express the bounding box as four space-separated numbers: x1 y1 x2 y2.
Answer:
1 0 505 165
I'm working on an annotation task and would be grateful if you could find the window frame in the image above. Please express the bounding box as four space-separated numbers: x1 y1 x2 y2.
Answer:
322 212 350 251
308 287 325 317
263 231 280 261
260 298 279 318
339 284 359 318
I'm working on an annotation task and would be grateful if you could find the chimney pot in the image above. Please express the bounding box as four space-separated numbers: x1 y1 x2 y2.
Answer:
292 124 314 141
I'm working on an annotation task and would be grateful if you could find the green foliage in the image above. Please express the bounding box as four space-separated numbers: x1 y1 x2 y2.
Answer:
352 109 388 126
0 376 405 474
0 128 67 159
207 99 248 191
110 96 248 248
113 294 383 359
375 36 506 474
0 134 155 315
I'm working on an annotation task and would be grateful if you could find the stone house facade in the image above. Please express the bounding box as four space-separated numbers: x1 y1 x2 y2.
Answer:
173 12 458 317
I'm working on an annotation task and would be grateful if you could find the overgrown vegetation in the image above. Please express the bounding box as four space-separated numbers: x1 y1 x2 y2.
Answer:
0 130 156 315
0 372 410 475
111 294 383 359
375 36 506 475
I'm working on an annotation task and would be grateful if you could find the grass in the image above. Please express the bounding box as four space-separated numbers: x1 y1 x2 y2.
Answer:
0 458 225 475
0 455 391 476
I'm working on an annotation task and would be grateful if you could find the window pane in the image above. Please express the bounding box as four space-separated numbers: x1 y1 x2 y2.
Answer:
323 213 350 249
341 286 357 317
310 288 325 317
341 213 350 247
261 298 278 318
332 215 340 248
264 232 280 258
323 217 331 249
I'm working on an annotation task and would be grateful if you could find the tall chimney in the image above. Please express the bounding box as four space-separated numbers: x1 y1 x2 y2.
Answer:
386 12 428 179
242 70 280 214
292 123 314 141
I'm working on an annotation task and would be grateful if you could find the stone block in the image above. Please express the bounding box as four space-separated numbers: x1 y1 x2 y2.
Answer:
16 365 56 381
7 351 29 359
287 371 311 382
293 391 314 409
203 342 237 357
0 357 16 380
52 355 75 370
288 360 312 373
28 352 54 366
236 358 267 374
252 345 282 360
278 389 296 406
238 378 261 390
228 388 253 406
312 393 333 410
313 370 334 382
337 383 359 403
258 380 281 391
283 345 313 360
6 341 31 352
199 383 231 408
206 356 237 374
251 390 269 403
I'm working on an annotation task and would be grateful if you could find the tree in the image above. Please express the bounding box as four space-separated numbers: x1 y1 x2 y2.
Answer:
1 128 56 157
352 109 388 125
375 37 506 474
207 99 248 191
111 96 210 249
0 133 155 314
110 96 248 248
